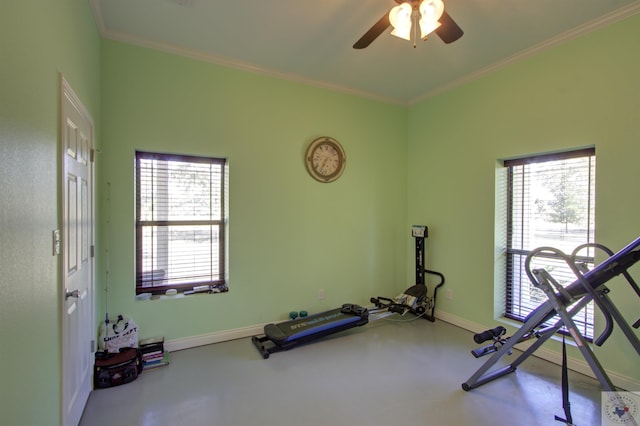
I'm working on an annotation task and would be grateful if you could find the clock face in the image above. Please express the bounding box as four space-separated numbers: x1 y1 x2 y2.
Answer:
305 137 346 182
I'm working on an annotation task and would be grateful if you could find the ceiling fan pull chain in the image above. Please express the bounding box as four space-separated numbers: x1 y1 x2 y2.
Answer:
413 11 418 48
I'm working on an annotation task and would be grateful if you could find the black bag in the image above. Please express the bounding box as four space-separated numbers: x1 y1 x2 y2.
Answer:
94 347 143 389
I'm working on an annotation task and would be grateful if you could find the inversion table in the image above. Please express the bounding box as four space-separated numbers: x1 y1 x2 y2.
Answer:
462 235 640 392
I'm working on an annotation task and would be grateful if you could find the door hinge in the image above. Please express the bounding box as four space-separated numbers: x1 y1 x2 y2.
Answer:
90 245 95 257
90 148 95 163
91 340 96 352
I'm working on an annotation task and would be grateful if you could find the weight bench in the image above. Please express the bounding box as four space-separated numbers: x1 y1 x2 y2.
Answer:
463 235 640 392
252 304 369 359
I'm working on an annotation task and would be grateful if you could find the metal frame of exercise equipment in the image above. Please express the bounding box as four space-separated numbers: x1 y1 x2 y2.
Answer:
371 225 445 321
462 236 640 396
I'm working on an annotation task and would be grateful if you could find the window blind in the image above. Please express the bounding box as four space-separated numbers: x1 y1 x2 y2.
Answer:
135 151 226 294
504 148 595 338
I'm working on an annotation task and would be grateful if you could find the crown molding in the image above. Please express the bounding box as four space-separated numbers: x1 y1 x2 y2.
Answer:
99 28 407 106
90 1 640 107
410 1 640 105
89 0 106 36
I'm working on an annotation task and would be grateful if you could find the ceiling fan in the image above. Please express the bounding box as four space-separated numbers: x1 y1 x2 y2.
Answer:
353 0 463 49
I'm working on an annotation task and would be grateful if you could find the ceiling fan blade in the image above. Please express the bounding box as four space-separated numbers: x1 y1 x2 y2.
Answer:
353 12 391 49
434 11 463 44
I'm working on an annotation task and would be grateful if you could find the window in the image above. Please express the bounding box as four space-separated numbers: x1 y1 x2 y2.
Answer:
135 151 227 295
504 148 596 339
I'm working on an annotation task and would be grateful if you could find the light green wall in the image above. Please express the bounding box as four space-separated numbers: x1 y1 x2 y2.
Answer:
2 3 639 425
99 40 409 340
408 13 640 383
0 1 101 426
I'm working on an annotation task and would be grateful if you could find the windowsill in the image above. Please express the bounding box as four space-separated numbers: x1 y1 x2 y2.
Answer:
135 289 227 302
155 293 186 301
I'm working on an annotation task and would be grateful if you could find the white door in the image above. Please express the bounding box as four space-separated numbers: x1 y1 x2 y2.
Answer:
61 76 95 426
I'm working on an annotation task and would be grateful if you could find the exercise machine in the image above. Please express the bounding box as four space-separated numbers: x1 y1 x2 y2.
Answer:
371 225 445 321
252 225 446 358
252 303 369 359
462 236 640 423
463 235 640 391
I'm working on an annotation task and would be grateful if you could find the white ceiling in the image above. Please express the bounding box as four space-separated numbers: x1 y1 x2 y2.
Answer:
90 0 640 105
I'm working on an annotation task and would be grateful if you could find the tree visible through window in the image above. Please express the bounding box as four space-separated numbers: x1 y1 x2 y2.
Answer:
135 151 227 295
504 148 596 339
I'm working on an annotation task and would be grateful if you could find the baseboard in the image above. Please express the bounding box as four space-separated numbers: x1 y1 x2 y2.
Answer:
435 309 640 391
165 324 265 352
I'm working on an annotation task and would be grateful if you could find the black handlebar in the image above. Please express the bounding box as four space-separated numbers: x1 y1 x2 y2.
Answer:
473 326 507 344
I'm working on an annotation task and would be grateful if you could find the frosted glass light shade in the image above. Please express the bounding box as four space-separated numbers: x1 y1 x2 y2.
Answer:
389 3 413 41
419 0 444 38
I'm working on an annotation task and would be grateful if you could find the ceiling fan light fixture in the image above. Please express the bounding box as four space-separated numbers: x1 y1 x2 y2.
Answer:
418 0 444 38
353 0 462 49
389 3 413 41
419 0 445 22
419 18 441 39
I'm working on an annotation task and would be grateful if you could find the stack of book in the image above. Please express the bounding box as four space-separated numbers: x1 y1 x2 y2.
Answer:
139 336 169 369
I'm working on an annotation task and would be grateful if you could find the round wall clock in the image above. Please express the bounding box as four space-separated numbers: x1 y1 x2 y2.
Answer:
305 137 346 183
